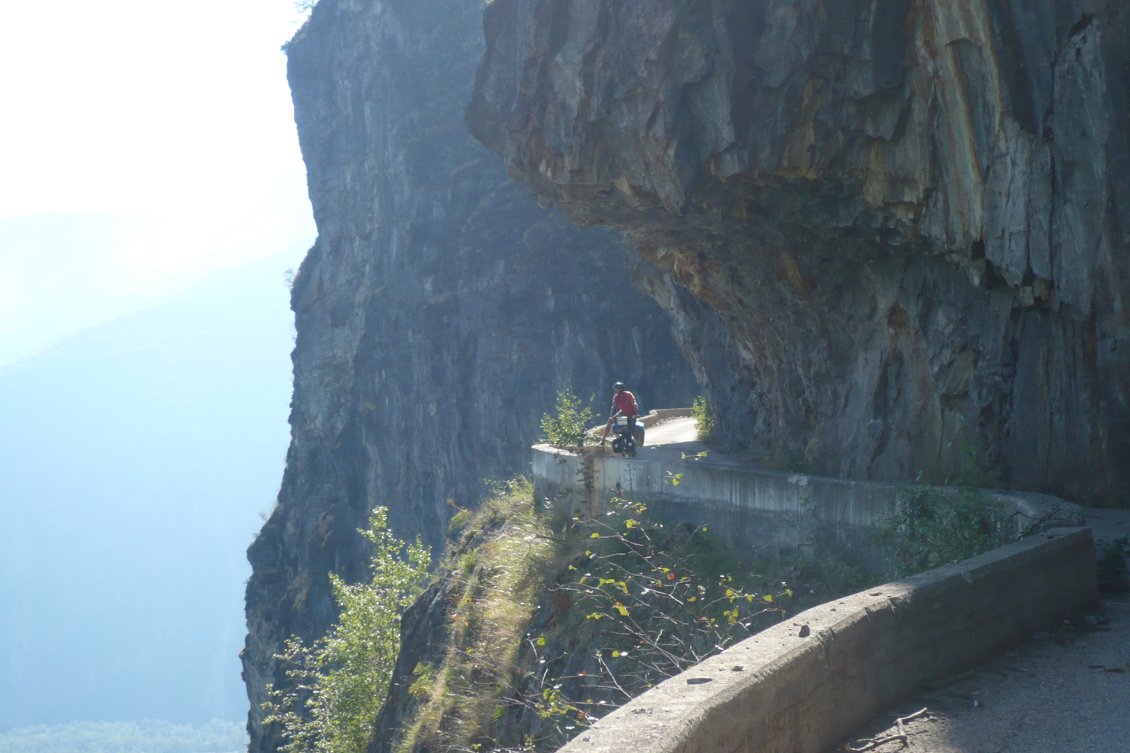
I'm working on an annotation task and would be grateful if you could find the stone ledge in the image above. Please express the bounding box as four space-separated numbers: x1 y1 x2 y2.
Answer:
556 527 1097 753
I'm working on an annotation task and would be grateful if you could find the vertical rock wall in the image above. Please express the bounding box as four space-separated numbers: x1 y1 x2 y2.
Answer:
242 1 697 750
468 0 1130 503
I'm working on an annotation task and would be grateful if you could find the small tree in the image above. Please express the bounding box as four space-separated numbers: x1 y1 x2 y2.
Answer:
263 508 431 753
540 389 594 452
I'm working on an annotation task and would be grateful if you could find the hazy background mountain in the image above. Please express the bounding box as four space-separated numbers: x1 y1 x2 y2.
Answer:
0 254 299 730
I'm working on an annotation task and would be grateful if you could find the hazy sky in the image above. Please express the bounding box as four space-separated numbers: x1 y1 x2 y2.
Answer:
0 0 317 365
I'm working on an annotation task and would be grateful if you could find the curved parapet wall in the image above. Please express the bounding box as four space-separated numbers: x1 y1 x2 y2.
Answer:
532 444 1083 571
556 527 1097 753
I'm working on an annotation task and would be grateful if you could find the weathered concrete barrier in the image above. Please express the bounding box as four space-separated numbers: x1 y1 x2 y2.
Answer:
532 443 1082 572
556 527 1098 753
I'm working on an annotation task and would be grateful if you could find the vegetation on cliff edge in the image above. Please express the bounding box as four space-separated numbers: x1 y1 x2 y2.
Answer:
539 389 594 452
394 481 871 753
262 508 430 753
262 471 1029 753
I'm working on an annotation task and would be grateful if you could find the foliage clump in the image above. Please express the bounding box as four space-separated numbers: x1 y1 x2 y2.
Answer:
881 484 1011 577
262 508 431 753
539 389 594 452
691 394 715 442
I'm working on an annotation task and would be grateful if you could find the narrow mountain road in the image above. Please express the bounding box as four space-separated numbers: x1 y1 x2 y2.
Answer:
639 415 699 447
636 416 750 468
827 587 1130 753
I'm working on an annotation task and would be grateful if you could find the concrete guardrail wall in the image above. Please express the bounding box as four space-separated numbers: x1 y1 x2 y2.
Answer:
533 443 1081 571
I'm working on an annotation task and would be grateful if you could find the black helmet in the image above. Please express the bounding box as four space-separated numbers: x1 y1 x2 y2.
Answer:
614 381 625 390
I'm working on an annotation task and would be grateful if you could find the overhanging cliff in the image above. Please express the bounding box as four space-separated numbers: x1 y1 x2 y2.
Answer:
468 0 1130 504
242 1 697 751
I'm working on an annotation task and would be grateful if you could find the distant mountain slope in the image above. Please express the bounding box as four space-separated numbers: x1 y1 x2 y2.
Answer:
0 256 298 729
0 718 245 753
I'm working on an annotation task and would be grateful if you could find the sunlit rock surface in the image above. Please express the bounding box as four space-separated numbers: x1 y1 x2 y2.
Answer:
242 1 696 751
468 0 1130 503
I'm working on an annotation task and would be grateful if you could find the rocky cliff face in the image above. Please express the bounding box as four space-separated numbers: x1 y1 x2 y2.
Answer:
469 0 1130 504
247 0 1130 749
242 1 697 751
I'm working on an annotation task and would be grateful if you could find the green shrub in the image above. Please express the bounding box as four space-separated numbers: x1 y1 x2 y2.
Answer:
448 508 473 534
540 389 594 452
262 508 431 753
881 484 1010 577
691 394 714 441
408 663 437 701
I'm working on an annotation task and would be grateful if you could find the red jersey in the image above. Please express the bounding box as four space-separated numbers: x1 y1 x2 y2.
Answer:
612 389 638 417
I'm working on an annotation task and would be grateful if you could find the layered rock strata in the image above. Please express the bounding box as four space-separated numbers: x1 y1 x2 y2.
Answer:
469 0 1130 504
242 1 696 750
